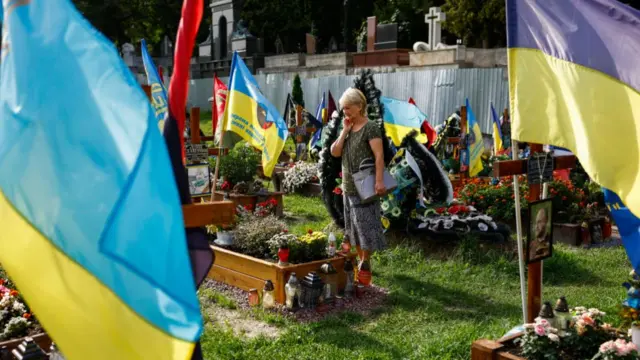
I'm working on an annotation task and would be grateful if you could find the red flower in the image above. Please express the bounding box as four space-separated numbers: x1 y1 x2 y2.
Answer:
339 172 343 178
23 313 31 319
436 207 446 214
244 204 254 211
9 290 18 297
448 206 460 215
562 196 567 201
283 229 289 233
307 229 313 235
333 187 343 195
269 198 278 206
221 181 231 191
0 279 4 286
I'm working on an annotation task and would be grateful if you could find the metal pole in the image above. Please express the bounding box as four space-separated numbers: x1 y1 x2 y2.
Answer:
512 139 528 324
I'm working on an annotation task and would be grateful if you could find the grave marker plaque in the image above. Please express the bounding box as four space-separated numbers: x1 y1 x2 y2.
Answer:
186 143 209 163
374 23 398 50
527 152 555 185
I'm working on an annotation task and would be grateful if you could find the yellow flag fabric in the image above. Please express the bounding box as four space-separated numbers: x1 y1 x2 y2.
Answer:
507 0 640 216
466 99 485 177
223 52 289 177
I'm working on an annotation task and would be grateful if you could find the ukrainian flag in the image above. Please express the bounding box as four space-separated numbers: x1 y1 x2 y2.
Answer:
141 39 169 132
380 96 429 146
0 1 201 359
491 103 503 154
223 52 288 177
466 98 485 177
508 0 640 217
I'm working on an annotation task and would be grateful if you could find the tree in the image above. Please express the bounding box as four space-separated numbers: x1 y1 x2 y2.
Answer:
292 74 304 107
440 0 505 48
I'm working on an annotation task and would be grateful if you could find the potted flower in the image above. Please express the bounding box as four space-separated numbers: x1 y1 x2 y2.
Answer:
517 317 561 360
267 232 297 266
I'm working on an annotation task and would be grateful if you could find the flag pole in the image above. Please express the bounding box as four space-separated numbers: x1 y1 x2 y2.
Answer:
512 139 528 324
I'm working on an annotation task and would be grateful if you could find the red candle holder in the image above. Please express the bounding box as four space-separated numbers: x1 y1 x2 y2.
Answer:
341 241 351 254
278 247 290 265
248 289 260 307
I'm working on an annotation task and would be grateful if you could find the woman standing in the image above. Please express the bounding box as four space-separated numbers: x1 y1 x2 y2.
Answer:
330 88 386 284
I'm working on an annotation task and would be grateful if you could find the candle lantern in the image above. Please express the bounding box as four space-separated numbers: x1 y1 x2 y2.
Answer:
328 233 337 257
358 260 372 286
341 239 351 255
343 259 354 297
320 263 338 303
554 296 570 333
248 288 260 307
538 301 555 324
262 280 276 309
278 246 290 266
300 272 324 309
11 337 45 359
285 273 300 309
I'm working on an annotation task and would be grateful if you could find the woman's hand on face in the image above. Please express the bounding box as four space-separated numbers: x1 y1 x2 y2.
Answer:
375 181 386 196
343 118 353 134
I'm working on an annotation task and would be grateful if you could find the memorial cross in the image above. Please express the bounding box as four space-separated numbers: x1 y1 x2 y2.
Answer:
493 143 577 322
425 7 446 50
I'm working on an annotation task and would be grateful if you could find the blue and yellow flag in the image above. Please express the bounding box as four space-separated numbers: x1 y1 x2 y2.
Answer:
604 189 640 272
380 96 429 146
223 52 288 177
490 103 503 153
466 98 485 177
0 1 201 358
141 39 169 131
507 0 640 217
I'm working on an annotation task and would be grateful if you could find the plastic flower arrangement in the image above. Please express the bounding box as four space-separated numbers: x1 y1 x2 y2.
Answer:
282 162 319 194
0 279 36 341
333 172 343 196
593 339 640 360
621 270 640 329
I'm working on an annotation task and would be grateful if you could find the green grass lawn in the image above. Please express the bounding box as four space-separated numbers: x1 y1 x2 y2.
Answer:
200 195 631 360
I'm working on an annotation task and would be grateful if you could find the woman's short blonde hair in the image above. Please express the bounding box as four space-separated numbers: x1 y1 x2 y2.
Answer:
339 88 367 116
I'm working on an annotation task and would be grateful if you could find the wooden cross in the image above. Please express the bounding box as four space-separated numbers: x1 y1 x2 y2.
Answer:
493 143 577 322
141 85 235 228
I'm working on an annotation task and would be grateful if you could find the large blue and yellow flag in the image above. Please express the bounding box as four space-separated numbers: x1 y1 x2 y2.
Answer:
141 39 169 131
380 96 429 146
604 189 640 272
223 52 288 177
507 0 640 217
490 103 503 153
466 98 485 177
0 1 201 359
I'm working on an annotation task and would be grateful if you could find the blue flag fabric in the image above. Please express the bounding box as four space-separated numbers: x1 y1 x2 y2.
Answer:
604 188 640 272
0 0 201 357
141 39 169 127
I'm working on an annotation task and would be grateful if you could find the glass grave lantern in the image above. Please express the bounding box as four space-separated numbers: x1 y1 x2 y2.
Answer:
300 272 324 309
262 280 276 309
320 263 338 303
248 288 260 307
554 296 570 334
343 259 355 297
285 273 300 310
538 301 555 325
358 259 372 286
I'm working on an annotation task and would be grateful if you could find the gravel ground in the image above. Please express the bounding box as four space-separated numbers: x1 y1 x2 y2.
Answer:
200 279 389 323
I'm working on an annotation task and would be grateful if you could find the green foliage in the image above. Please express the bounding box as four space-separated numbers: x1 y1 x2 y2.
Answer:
233 215 287 258
292 74 304 107
442 0 506 48
217 142 260 186
199 288 237 310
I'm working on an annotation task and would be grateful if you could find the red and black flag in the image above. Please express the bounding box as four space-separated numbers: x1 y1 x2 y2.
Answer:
162 0 210 358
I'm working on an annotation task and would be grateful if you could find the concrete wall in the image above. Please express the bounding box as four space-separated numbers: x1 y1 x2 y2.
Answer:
173 67 509 134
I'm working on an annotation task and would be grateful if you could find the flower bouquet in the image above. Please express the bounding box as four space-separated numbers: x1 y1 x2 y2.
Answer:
518 317 561 360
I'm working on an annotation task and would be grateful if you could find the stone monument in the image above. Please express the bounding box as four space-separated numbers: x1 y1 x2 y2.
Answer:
413 7 446 51
121 43 135 67
231 19 258 57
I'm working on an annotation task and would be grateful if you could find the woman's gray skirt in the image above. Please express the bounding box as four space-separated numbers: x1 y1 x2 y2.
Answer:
343 194 386 252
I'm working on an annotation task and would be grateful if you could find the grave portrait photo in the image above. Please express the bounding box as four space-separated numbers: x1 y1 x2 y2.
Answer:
527 199 554 264
187 164 211 197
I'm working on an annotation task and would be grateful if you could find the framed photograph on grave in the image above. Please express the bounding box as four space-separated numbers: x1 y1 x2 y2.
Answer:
187 164 211 197
527 199 554 264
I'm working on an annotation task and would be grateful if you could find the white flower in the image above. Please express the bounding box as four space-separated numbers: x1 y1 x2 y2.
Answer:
547 333 560 342
12 301 25 314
